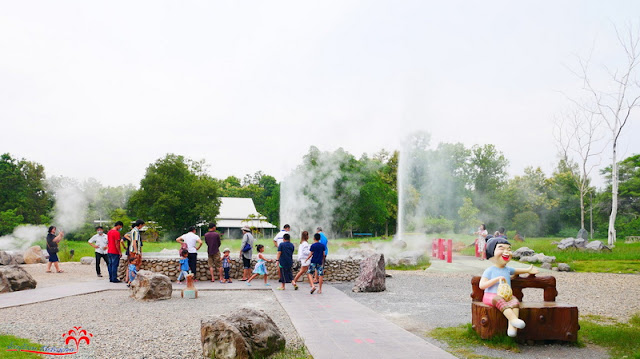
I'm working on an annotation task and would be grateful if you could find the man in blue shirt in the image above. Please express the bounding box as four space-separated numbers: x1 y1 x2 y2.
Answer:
306 233 326 294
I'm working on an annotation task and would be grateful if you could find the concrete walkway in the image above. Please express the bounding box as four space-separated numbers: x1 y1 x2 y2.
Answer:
273 285 455 359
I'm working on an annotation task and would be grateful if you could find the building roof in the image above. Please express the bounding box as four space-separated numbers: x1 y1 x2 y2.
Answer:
216 197 277 229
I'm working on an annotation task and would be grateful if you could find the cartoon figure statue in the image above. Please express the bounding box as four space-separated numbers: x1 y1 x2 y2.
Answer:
479 237 538 337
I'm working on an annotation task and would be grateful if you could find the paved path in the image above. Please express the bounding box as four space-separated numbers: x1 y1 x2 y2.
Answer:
426 254 552 274
273 285 455 359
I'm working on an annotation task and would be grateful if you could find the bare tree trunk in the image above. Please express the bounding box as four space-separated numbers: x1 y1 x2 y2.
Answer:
608 142 618 246
580 190 585 230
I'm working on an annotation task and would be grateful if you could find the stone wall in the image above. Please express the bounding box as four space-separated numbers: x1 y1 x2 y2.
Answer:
117 256 361 282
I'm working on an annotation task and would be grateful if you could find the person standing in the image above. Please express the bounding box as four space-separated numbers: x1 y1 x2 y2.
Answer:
306 233 326 294
88 226 109 277
273 224 290 249
239 226 255 281
107 221 124 283
474 224 488 260
129 220 145 271
45 226 64 273
276 233 295 290
176 226 202 279
204 223 223 283
315 227 328 283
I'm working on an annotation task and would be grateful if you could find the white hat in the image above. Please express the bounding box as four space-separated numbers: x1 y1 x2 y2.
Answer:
241 226 251 232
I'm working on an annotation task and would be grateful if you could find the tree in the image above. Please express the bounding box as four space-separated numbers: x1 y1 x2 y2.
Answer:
572 25 640 245
599 154 640 237
553 107 603 231
458 197 480 233
128 154 220 236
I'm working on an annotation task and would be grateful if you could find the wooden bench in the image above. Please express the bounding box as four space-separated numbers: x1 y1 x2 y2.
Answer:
353 233 373 238
470 274 579 342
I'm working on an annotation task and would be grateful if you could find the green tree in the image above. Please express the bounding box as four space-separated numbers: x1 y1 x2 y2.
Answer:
458 197 480 233
599 154 640 237
0 209 24 236
128 154 220 237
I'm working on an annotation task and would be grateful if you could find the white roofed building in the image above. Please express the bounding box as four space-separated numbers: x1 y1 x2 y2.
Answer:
216 197 277 239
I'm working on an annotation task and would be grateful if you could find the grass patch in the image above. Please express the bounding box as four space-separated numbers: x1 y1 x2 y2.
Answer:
580 313 640 359
428 324 519 354
386 257 431 270
0 334 43 358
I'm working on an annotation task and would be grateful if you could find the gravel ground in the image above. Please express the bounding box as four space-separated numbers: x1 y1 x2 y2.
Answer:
0 290 302 358
334 270 640 359
21 262 109 288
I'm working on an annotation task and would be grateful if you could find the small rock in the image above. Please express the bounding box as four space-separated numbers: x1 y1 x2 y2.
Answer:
557 263 571 272
129 270 172 301
541 262 552 270
0 251 15 265
0 265 37 293
519 255 539 263
23 246 45 264
352 253 385 293
391 240 407 249
557 238 577 250
13 253 24 264
81 257 95 265
512 247 535 260
201 308 285 359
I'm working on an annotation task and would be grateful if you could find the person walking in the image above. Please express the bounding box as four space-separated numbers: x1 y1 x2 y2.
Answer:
314 227 328 283
474 224 488 260
106 221 124 283
45 226 64 273
204 223 223 283
239 226 255 281
291 231 311 289
88 226 109 277
176 226 202 279
273 224 290 279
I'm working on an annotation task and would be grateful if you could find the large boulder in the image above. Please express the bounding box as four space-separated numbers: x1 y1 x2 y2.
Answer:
577 228 589 241
201 308 285 359
13 253 25 264
81 257 95 265
0 251 15 265
574 237 587 248
352 253 386 293
512 247 535 260
129 270 172 301
518 255 539 263
23 246 45 264
0 265 37 293
557 238 577 250
387 251 427 267
585 240 610 252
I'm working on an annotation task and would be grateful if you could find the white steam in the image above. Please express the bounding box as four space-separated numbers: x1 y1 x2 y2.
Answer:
0 224 48 251
48 176 98 233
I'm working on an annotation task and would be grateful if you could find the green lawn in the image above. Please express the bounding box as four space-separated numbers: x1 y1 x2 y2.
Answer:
454 235 640 273
0 334 42 358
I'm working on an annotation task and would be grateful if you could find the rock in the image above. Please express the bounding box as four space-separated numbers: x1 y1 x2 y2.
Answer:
201 308 285 359
585 240 610 251
557 263 571 272
512 247 535 260
574 237 587 248
23 246 45 264
352 253 386 293
552 267 559 271
0 251 15 265
557 238 577 250
391 239 407 249
129 270 172 301
41 249 49 260
347 248 376 260
518 255 539 263
0 265 37 293
81 257 95 265
577 228 589 240
541 255 556 264
13 253 24 264
541 262 552 270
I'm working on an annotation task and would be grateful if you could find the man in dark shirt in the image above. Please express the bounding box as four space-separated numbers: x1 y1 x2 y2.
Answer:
276 233 295 290
306 233 326 294
204 222 223 282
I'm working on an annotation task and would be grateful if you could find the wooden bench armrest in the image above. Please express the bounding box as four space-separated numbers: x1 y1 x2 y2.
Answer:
471 274 558 302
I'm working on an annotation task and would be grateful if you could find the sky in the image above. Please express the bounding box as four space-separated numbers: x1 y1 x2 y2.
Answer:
1 1 639 189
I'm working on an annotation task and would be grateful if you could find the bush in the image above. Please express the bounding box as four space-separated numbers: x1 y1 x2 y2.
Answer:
423 217 455 234
557 227 581 238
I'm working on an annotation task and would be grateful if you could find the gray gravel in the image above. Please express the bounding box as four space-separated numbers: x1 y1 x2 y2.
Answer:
0 290 302 358
334 270 640 359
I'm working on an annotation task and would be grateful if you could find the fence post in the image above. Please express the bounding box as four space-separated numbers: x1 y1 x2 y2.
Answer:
447 239 453 263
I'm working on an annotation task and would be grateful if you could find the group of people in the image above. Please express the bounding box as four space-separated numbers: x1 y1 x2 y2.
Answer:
473 224 507 260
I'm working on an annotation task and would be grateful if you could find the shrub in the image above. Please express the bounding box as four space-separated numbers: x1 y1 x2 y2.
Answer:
423 217 455 234
511 211 540 237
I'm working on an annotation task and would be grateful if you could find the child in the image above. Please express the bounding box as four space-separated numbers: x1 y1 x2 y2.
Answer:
127 256 138 286
222 248 232 283
247 244 273 286
479 237 538 337
306 233 326 294
276 233 295 290
177 249 191 284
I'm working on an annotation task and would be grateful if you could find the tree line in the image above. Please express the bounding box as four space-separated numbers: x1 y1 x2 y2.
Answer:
0 149 638 240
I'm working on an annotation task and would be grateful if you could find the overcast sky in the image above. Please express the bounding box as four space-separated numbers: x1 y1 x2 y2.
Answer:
1 1 639 188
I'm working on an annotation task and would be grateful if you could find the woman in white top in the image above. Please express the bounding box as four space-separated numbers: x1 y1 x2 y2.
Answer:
474 224 488 260
291 231 311 289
